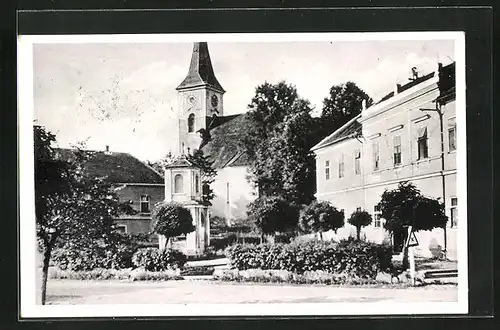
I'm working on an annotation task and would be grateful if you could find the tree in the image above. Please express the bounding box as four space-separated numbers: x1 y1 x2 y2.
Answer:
376 181 448 267
35 125 133 304
152 201 195 249
299 201 345 240
377 181 447 232
187 149 217 205
316 82 373 144
246 195 299 241
240 81 317 205
347 210 373 240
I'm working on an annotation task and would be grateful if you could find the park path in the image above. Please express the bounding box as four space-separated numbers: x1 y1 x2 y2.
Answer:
46 279 457 305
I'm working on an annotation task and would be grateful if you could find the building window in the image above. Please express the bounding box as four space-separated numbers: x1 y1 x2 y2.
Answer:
188 113 195 133
354 149 361 175
393 135 402 166
195 174 200 193
417 126 429 159
115 224 127 233
374 205 382 227
448 118 456 152
372 141 380 171
450 197 458 228
325 160 330 180
140 195 150 213
174 174 184 193
338 154 345 178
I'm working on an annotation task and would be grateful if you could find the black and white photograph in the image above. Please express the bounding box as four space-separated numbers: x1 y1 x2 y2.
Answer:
18 31 467 317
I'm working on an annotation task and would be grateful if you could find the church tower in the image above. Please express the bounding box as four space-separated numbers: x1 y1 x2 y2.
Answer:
176 42 225 154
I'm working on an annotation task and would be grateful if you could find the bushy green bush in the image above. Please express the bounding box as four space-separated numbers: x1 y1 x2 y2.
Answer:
225 238 392 279
52 240 136 271
48 267 183 281
131 248 187 271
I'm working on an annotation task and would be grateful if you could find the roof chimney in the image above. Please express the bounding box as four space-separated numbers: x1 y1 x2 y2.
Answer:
362 99 367 111
105 145 109 152
394 83 401 95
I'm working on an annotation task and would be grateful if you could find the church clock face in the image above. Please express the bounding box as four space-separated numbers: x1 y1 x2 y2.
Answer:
187 95 197 106
211 94 219 107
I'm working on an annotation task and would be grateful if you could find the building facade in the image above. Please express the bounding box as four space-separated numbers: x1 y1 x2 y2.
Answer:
55 147 165 235
312 62 458 260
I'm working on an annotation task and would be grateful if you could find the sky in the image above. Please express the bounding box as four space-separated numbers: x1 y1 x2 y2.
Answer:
33 38 455 162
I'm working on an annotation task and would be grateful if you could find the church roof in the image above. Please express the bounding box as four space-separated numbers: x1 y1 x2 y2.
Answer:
176 42 225 93
54 148 164 184
201 113 251 168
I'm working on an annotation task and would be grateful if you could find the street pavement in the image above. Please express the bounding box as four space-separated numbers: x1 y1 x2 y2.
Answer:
46 279 458 305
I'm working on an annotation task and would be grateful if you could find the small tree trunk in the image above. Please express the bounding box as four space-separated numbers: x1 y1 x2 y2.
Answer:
319 231 323 241
356 227 361 240
41 245 52 305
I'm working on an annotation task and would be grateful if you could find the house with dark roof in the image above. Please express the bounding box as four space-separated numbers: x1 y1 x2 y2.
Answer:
55 146 165 235
311 62 458 260
174 42 256 224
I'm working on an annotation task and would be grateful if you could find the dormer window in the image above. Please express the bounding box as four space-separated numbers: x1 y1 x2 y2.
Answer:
188 114 195 133
174 174 184 193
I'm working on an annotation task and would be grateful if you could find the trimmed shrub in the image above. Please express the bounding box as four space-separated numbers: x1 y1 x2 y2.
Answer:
225 238 392 279
131 247 187 271
52 241 136 271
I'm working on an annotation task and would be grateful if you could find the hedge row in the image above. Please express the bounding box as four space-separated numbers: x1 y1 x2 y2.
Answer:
53 243 187 272
225 238 392 279
52 242 136 271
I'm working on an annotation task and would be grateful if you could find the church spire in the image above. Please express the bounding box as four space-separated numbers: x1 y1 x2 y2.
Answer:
176 42 225 93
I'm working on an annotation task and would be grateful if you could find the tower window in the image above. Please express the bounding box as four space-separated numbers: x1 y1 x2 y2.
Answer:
188 113 195 133
174 174 184 193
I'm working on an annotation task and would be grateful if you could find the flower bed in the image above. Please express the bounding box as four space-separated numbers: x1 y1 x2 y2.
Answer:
214 268 379 285
48 267 183 281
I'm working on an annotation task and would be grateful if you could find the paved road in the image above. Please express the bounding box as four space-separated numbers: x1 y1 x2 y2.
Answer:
46 279 457 305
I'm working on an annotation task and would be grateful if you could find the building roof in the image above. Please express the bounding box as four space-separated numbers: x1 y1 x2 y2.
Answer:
311 114 362 151
165 155 194 169
312 62 456 152
201 113 251 168
376 71 436 104
176 42 225 93
54 148 164 184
